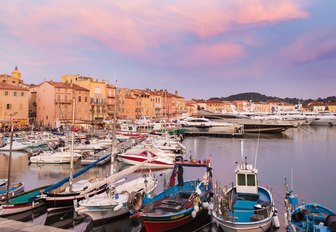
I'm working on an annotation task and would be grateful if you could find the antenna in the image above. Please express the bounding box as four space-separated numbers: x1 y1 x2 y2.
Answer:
254 128 261 169
291 168 294 191
240 139 244 164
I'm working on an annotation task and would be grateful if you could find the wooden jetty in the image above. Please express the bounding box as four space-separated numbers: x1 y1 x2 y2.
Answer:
0 217 68 231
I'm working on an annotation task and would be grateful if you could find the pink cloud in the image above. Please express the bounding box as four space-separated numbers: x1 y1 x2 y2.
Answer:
280 30 336 64
180 43 245 67
0 0 309 65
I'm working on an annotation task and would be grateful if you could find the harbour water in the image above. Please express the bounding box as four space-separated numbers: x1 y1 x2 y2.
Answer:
0 126 335 231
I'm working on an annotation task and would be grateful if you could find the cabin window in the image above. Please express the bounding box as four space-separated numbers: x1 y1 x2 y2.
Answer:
247 174 256 186
237 174 246 186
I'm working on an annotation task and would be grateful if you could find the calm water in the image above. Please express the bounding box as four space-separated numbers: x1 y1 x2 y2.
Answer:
1 126 335 231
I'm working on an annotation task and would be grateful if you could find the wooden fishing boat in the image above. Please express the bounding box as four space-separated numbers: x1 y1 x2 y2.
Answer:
0 185 49 216
76 174 158 223
284 178 336 232
211 155 279 232
0 182 24 200
130 160 213 232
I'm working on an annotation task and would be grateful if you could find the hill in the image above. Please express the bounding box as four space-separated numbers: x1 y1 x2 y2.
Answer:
209 92 336 106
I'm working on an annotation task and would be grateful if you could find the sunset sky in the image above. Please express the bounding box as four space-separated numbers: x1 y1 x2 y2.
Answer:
1 0 335 99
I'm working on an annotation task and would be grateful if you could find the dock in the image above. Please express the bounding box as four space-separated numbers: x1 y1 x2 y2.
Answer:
0 217 68 231
183 127 243 137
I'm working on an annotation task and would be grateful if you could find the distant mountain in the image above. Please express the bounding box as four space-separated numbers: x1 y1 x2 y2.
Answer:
209 92 336 106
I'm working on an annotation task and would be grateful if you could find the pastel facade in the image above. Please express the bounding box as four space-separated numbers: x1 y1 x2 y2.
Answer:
36 81 90 127
0 83 29 128
61 75 108 121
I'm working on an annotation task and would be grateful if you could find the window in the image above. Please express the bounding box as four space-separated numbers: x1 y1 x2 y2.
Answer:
21 92 25 97
247 174 256 186
6 104 11 110
46 115 48 119
84 96 87 102
13 92 17 96
237 174 246 186
4 91 9 96
57 95 61 102
78 96 81 102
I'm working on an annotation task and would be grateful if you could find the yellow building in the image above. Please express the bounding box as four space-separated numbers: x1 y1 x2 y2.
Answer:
36 81 90 128
0 66 24 86
61 75 108 123
0 82 29 129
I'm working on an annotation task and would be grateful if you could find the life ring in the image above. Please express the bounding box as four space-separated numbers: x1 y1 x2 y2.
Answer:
127 191 143 214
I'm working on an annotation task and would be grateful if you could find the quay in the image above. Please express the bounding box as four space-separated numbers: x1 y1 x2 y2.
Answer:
0 217 68 232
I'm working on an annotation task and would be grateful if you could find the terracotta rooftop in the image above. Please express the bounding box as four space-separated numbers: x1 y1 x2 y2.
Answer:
0 82 29 91
47 81 89 91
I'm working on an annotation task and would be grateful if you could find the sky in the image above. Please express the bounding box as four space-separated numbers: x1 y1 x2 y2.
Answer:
0 0 335 100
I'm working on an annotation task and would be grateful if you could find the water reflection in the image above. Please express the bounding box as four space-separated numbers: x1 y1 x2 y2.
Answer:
1 127 336 231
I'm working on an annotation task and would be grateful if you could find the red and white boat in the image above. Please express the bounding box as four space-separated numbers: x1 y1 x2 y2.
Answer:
117 150 175 169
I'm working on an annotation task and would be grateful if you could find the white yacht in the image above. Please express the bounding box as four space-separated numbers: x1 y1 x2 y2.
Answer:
310 112 336 126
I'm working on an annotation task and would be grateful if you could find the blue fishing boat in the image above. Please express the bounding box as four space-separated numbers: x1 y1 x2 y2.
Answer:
0 185 49 216
0 182 24 201
211 156 279 232
130 160 213 232
284 178 336 232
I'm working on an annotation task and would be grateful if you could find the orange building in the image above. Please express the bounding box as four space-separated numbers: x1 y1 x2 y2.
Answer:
36 81 90 128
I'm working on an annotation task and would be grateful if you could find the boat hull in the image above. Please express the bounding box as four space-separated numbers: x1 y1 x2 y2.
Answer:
139 209 197 232
77 206 128 222
0 182 25 199
42 185 107 208
0 200 44 216
213 212 273 232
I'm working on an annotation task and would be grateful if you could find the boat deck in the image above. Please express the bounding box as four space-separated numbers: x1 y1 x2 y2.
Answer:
148 191 191 214
229 188 272 223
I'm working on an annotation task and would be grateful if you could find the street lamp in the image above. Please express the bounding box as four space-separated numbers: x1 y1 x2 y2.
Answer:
6 112 18 203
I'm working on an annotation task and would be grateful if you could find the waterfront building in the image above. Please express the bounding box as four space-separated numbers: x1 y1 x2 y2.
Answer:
304 101 326 112
61 75 109 125
252 101 271 113
36 81 90 128
326 103 336 113
206 100 233 113
0 67 29 129
0 66 24 86
0 82 29 129
269 100 295 112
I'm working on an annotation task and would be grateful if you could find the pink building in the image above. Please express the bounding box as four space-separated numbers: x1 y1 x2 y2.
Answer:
36 81 90 128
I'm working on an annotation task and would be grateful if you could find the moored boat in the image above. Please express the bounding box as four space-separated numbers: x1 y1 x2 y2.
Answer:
0 182 25 200
0 185 49 216
211 156 279 232
284 178 336 232
130 160 213 232
75 174 158 223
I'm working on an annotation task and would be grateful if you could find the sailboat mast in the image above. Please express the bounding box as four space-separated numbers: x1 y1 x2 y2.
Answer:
111 80 118 176
5 115 14 203
69 97 75 192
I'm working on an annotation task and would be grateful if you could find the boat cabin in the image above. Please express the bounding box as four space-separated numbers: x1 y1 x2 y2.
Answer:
235 162 258 196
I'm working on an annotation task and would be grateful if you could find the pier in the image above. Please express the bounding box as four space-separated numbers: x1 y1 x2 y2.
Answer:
0 217 68 231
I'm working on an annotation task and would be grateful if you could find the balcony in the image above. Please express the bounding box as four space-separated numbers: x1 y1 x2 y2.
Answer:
55 100 71 104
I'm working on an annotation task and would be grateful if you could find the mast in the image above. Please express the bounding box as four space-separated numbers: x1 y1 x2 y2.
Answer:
69 97 75 192
5 114 15 203
111 80 118 175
